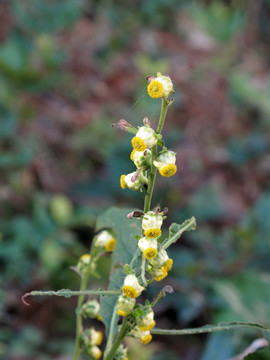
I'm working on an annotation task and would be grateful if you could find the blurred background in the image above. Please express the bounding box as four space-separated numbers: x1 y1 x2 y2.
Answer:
1 0 270 359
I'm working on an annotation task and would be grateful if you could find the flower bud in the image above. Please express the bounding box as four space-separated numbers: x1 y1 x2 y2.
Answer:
113 344 128 360
77 254 91 276
85 345 102 360
137 308 156 331
147 72 174 99
81 300 100 319
147 264 168 282
153 150 177 177
122 274 145 298
120 171 148 191
131 326 152 344
138 237 158 260
132 149 152 170
50 194 73 224
81 328 103 346
149 249 173 271
94 230 116 252
131 126 157 151
116 295 136 317
142 211 163 238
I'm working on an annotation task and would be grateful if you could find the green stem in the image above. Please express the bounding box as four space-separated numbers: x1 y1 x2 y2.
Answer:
143 98 169 213
105 317 131 360
73 277 88 360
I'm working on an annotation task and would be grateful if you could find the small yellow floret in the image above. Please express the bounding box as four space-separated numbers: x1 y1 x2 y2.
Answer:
120 175 127 189
147 80 163 98
144 228 161 238
122 285 138 298
143 248 158 260
159 164 177 177
117 309 128 317
80 254 90 261
141 334 152 344
130 149 136 161
131 136 146 151
139 320 156 331
105 238 116 252
97 314 102 321
164 258 173 271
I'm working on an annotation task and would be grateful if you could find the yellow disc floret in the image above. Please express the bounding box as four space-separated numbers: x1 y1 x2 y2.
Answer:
120 175 127 189
143 248 158 260
131 136 146 151
105 237 116 252
141 334 152 344
122 285 138 299
159 164 177 177
147 80 163 98
144 228 161 238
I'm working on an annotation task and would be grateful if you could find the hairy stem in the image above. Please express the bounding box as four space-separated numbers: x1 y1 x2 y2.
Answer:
143 98 169 213
105 317 131 360
73 277 88 360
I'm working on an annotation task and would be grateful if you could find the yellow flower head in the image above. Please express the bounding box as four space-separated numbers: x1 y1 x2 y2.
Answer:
80 254 90 262
117 294 135 316
144 228 161 238
147 72 174 99
155 269 168 282
138 237 158 260
95 230 117 252
164 258 173 271
138 309 156 331
122 274 145 298
105 237 116 252
122 285 138 299
116 309 129 317
154 150 177 177
132 327 152 345
141 334 152 344
159 164 177 177
131 136 146 151
86 345 102 360
143 248 158 260
147 80 163 98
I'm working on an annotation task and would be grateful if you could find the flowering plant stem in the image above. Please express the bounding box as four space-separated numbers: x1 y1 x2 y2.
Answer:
105 317 131 360
105 98 170 360
73 276 88 360
143 98 169 214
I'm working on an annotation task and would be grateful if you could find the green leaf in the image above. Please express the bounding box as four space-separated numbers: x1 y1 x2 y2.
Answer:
244 348 270 360
162 217 196 250
96 207 141 344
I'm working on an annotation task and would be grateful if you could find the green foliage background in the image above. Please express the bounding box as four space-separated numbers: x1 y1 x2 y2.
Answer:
1 0 270 359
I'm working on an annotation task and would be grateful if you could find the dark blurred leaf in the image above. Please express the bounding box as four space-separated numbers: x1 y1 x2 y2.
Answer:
244 348 270 360
199 332 234 360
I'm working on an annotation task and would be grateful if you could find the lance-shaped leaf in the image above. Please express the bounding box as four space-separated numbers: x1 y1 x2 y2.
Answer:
162 217 196 250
